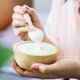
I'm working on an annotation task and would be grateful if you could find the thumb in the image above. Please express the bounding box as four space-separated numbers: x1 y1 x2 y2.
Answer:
31 63 58 74
22 5 41 27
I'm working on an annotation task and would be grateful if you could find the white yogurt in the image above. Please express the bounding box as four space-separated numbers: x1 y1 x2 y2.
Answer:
28 29 44 43
17 42 58 56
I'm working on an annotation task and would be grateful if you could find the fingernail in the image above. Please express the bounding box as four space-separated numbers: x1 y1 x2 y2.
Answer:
31 65 39 71
24 5 30 9
23 5 30 10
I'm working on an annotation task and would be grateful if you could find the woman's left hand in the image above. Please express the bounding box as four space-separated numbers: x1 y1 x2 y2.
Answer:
11 58 80 79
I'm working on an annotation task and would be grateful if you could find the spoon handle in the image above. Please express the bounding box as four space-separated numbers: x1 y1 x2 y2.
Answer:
23 13 33 27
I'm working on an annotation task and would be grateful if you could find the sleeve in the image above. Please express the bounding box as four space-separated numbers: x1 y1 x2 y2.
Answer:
44 0 80 60
44 0 63 46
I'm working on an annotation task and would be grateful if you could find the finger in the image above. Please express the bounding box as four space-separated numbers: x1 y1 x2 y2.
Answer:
12 13 27 22
13 27 28 37
21 70 58 79
10 59 43 78
11 59 58 78
15 66 24 75
31 62 59 74
22 5 41 27
12 20 28 28
19 32 27 41
11 58 25 74
13 5 26 14
11 58 18 69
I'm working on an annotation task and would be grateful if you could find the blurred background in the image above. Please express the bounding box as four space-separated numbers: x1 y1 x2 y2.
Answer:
0 0 52 80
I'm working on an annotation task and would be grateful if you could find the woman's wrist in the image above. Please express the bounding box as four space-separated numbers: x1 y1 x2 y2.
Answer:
43 34 53 44
39 25 53 44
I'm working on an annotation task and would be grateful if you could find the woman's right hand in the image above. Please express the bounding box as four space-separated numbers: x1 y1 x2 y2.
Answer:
12 5 42 41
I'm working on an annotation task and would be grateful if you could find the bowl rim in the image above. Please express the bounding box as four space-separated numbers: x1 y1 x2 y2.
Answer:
13 41 59 56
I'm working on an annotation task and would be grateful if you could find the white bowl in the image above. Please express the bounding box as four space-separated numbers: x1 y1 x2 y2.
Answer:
13 41 58 70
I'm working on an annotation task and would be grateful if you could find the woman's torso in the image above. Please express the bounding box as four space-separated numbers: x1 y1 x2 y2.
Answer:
45 0 80 60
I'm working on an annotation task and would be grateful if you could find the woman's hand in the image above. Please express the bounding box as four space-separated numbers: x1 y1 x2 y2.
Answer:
12 5 52 43
11 58 80 79
12 5 42 41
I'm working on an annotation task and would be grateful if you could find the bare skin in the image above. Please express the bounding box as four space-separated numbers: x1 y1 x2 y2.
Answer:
12 5 80 79
11 58 80 79
12 5 52 44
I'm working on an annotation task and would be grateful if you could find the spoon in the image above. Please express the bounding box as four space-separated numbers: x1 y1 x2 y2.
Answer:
23 13 44 43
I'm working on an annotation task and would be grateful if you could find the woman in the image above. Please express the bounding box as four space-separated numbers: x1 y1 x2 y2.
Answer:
11 0 80 79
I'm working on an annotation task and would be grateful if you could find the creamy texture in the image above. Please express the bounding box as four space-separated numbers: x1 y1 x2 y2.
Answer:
17 42 58 56
28 29 44 43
